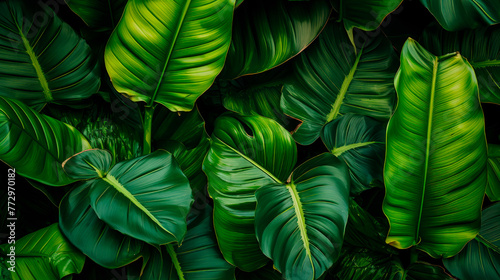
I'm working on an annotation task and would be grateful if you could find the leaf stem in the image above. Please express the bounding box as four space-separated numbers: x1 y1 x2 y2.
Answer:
143 105 155 155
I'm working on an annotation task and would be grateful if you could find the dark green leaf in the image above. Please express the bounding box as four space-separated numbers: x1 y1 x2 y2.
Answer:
65 0 127 30
62 149 113 180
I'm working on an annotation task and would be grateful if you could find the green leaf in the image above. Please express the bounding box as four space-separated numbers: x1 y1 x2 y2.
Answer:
220 0 331 79
0 0 100 110
59 182 144 268
0 97 91 186
383 38 487 257
131 206 235 280
443 203 500 279
321 114 385 195
82 150 193 245
0 224 85 280
281 22 397 145
405 263 454 280
65 0 127 30
255 153 350 280
62 149 113 180
420 0 500 31
331 0 403 40
420 25 500 104
104 0 235 111
487 144 500 201
203 113 297 271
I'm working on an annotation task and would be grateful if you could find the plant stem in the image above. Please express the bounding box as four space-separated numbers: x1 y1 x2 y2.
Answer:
142 105 154 155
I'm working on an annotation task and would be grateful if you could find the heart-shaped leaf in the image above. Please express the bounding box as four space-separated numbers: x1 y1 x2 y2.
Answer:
203 113 297 271
383 38 487 257
62 149 113 180
255 153 350 280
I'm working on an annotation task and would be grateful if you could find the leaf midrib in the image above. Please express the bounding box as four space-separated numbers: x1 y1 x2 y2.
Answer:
166 244 185 280
332 141 383 157
415 57 439 242
148 0 192 107
325 48 363 123
102 174 173 237
216 137 283 184
286 182 313 269
10 6 52 102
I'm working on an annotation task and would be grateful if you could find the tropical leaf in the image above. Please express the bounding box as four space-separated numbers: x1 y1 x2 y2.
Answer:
63 150 193 245
0 224 85 280
0 97 91 186
65 0 127 30
383 38 487 257
420 25 500 104
255 153 350 280
487 144 500 201
105 0 235 112
420 0 500 31
203 113 297 271
443 203 500 279
62 149 113 180
130 206 235 280
321 114 385 195
330 0 404 40
281 22 397 145
405 263 454 280
59 181 144 268
0 0 100 110
221 0 331 79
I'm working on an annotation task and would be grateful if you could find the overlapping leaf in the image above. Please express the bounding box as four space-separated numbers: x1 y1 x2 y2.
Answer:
321 114 385 195
65 0 127 30
0 0 100 110
105 0 235 111
203 113 297 271
486 144 500 201
383 39 487 257
255 153 350 280
221 0 331 79
282 22 397 145
0 97 91 186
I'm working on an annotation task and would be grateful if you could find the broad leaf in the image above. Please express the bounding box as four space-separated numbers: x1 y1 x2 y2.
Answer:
487 144 500 201
0 224 85 280
105 0 235 111
59 182 144 268
331 0 404 40
444 203 500 279
421 25 500 104
420 0 500 31
131 206 235 280
65 0 127 30
383 39 487 257
221 0 331 79
405 263 454 280
282 22 397 145
255 153 350 280
0 0 100 110
62 149 113 180
203 113 297 271
0 97 91 186
64 150 193 245
321 114 385 195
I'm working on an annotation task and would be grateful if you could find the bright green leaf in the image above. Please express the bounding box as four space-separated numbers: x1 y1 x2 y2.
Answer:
105 0 235 111
383 38 487 257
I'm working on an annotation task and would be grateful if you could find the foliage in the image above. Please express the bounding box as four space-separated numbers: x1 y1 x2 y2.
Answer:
1 0 500 279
